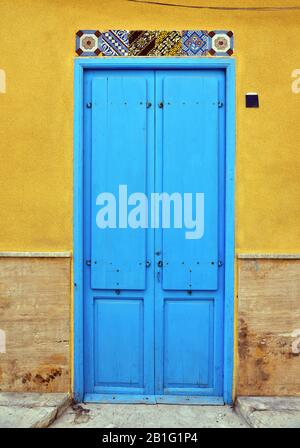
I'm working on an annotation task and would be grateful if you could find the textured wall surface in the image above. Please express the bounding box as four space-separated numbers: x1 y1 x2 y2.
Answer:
0 258 70 392
237 258 300 396
0 0 299 252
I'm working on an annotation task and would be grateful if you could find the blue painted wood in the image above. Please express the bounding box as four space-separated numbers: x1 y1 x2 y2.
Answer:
91 76 148 290
155 395 224 405
84 393 223 405
74 58 235 404
163 299 214 389
84 394 157 404
94 299 144 387
155 70 225 398
73 61 84 402
160 75 219 291
75 57 233 70
83 70 155 396
223 60 236 405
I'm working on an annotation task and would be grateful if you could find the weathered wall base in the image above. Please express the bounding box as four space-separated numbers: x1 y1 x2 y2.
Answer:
1 255 300 396
237 258 300 396
0 257 70 392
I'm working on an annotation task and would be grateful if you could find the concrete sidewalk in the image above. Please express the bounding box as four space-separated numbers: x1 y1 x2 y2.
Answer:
0 393 70 428
1 393 300 428
236 397 300 428
51 402 248 428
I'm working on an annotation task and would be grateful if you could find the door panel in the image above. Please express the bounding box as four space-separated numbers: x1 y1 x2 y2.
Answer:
163 299 214 391
91 76 148 290
94 298 144 388
84 70 155 395
161 76 219 291
155 70 225 397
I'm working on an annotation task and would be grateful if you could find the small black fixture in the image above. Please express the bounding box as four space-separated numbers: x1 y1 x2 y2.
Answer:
246 93 259 108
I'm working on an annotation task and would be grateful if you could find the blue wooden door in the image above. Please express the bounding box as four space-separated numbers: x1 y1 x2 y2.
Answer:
83 68 225 402
154 70 225 400
83 70 155 398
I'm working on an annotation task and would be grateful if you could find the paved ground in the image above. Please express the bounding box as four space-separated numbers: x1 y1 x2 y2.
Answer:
0 393 70 428
2 393 300 428
51 403 248 428
236 397 300 428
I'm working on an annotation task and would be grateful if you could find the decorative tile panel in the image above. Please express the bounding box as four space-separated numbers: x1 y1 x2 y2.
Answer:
150 31 182 56
75 30 234 57
129 31 157 56
182 30 209 56
100 30 129 56
208 30 234 56
76 30 101 56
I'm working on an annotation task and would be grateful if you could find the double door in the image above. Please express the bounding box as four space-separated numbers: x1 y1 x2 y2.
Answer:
83 68 225 401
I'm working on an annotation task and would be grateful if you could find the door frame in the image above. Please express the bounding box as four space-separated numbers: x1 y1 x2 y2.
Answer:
73 57 236 404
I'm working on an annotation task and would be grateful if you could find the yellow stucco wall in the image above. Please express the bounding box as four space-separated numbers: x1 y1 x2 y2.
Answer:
0 0 300 253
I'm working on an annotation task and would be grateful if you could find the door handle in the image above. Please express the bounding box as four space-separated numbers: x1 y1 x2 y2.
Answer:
157 260 163 268
146 261 151 268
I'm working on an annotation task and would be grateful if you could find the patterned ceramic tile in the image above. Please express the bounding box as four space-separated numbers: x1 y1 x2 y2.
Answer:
208 30 234 56
100 30 129 56
149 31 182 56
76 30 101 56
75 29 234 57
182 30 209 56
129 31 158 56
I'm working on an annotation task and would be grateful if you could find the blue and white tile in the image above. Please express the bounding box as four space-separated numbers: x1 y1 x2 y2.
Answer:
100 30 129 56
182 30 209 56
